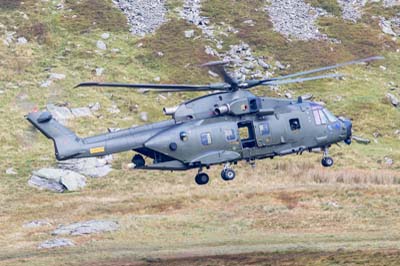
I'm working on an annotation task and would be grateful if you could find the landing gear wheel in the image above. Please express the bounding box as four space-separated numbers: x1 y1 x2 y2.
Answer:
195 173 209 185
221 168 236 181
321 157 334 167
132 154 145 168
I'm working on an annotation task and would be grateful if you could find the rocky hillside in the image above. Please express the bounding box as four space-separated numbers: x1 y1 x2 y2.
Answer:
0 0 400 265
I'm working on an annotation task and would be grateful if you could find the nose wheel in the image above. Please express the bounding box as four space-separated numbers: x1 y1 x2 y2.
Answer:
321 148 334 167
321 157 334 167
221 167 236 181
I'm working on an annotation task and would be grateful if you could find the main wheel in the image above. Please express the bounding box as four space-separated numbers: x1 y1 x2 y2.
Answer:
221 169 236 181
132 154 145 168
195 173 209 185
321 157 334 167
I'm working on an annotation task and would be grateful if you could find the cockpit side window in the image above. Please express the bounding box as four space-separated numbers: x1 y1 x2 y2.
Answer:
313 110 322 125
312 105 334 125
322 109 338 122
319 110 328 124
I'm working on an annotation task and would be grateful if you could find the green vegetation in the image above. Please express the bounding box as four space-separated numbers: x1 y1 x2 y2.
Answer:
363 2 400 19
306 0 342 17
0 0 399 265
62 0 129 33
139 19 214 83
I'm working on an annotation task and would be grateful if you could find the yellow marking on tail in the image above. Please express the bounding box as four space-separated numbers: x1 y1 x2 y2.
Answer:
90 147 105 154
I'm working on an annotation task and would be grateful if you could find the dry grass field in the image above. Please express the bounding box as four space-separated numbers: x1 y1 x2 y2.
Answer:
0 0 399 265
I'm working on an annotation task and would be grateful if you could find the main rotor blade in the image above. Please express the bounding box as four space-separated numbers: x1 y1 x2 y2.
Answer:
75 82 231 91
201 61 238 86
265 56 384 82
261 73 344 86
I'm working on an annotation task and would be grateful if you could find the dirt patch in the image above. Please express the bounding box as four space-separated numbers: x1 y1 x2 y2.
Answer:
89 249 400 266
275 192 301 209
17 22 50 45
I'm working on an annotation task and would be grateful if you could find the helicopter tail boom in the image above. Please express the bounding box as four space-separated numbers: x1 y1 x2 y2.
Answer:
26 111 85 160
27 111 176 161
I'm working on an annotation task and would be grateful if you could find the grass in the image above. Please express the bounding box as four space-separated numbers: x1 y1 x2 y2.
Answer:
61 0 129 33
0 0 399 265
138 18 214 84
306 0 342 17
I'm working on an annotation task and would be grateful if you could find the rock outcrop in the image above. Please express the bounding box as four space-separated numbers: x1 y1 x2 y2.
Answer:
112 0 167 36
266 0 329 40
57 156 113 178
39 238 75 249
28 168 86 193
46 104 93 125
53 220 119 236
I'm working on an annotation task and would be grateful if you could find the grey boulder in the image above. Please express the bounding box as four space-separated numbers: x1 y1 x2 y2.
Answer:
23 220 52 228
96 40 107 50
380 17 397 36
39 238 75 249
57 156 113 178
17 37 28 45
386 93 399 107
29 168 86 192
184 29 195 38
70 107 92 118
28 175 66 193
49 73 66 80
53 220 119 236
46 104 74 125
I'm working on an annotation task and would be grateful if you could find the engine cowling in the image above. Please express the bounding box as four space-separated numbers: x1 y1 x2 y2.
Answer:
163 106 178 116
214 104 230 115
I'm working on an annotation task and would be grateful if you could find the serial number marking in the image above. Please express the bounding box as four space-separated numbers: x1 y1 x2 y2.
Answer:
90 147 105 154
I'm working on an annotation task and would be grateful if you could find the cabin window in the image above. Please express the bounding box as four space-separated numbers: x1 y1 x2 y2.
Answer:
200 132 212 145
289 118 301 131
224 129 236 142
259 122 270 136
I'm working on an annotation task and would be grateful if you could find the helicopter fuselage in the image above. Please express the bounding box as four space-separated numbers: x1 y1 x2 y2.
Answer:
27 90 352 173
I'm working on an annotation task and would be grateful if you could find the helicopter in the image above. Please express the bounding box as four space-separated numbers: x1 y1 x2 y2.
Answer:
27 56 382 185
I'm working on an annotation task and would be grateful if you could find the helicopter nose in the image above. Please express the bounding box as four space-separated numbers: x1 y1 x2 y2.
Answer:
343 118 352 145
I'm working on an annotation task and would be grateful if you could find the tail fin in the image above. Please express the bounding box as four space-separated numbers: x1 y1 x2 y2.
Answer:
26 111 84 160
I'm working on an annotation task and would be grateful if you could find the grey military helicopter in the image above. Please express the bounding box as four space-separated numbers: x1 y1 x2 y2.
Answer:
27 56 382 185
